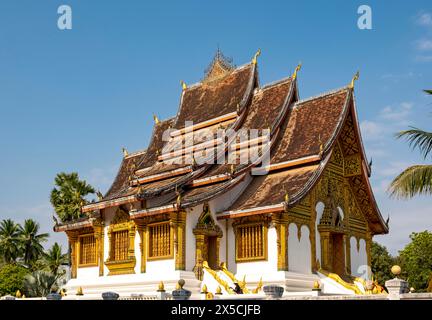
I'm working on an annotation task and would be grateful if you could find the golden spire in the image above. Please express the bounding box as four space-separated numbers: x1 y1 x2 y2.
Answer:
349 71 360 89
216 286 222 295
284 191 289 204
180 80 187 91
252 48 261 65
292 62 302 80
153 113 160 125
16 290 22 298
201 284 208 294
158 281 165 292
122 147 128 157
318 134 324 156
283 185 289 203
176 186 182 207
76 286 83 296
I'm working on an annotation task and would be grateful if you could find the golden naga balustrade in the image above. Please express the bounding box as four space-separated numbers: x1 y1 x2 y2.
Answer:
202 261 263 295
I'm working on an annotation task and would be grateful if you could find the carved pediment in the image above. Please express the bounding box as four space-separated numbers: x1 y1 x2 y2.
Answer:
111 207 130 225
194 203 222 237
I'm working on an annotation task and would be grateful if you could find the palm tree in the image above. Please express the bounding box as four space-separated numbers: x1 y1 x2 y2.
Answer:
43 242 68 275
0 219 21 264
389 90 432 198
50 172 95 222
19 219 49 266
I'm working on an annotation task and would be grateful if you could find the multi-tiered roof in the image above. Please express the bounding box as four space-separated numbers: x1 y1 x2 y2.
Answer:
70 50 387 235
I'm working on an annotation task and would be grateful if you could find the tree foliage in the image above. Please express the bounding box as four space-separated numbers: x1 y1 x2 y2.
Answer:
19 219 49 266
0 219 21 264
0 264 29 296
43 242 69 275
399 231 432 292
371 242 395 286
389 90 432 198
50 172 95 222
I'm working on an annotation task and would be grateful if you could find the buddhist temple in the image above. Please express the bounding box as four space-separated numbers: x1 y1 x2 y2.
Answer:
54 49 389 298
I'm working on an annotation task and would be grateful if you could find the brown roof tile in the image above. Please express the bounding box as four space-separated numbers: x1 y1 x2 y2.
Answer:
227 165 318 212
242 78 293 130
174 64 255 129
271 89 349 163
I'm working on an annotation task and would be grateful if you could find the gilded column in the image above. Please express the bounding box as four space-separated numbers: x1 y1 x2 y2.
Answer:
67 232 78 279
274 213 288 271
216 237 221 267
320 231 331 271
93 223 105 276
193 233 205 280
175 210 186 270
345 233 352 276
128 221 136 260
136 222 147 273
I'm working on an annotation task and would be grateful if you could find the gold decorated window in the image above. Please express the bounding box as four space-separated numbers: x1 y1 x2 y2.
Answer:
111 229 129 261
148 222 173 260
236 223 267 262
79 234 97 266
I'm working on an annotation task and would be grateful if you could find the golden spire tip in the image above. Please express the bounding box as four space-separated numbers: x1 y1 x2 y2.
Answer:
292 62 302 80
252 48 261 65
349 71 360 89
180 80 187 90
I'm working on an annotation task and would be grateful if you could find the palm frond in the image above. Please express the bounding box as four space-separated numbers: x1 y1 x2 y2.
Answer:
395 128 432 159
424 89 432 95
388 165 432 199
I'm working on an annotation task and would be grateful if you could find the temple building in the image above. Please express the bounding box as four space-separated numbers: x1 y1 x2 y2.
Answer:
54 50 389 297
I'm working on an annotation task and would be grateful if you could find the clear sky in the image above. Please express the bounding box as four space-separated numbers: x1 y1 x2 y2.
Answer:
0 0 431 255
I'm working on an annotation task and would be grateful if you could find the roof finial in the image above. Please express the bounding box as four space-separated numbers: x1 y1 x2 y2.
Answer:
180 80 187 91
252 48 261 65
349 71 360 89
292 62 302 80
122 147 129 157
153 114 160 125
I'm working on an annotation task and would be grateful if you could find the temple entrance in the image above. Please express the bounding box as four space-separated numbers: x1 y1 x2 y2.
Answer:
206 236 218 269
193 203 223 280
331 233 345 276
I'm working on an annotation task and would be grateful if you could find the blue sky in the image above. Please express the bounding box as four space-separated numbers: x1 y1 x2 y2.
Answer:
0 0 431 255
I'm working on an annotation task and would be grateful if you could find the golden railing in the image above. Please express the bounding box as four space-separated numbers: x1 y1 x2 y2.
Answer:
202 261 235 294
318 269 363 295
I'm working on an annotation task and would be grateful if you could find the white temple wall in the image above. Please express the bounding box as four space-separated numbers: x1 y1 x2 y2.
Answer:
235 225 278 280
146 258 176 274
77 266 99 279
227 221 236 273
350 237 368 278
134 227 141 274
288 223 311 274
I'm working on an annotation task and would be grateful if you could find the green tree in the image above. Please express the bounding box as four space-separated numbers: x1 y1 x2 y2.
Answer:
399 231 432 292
19 219 49 266
389 90 432 198
50 172 95 222
43 242 68 275
0 264 29 296
371 242 395 286
0 219 21 264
